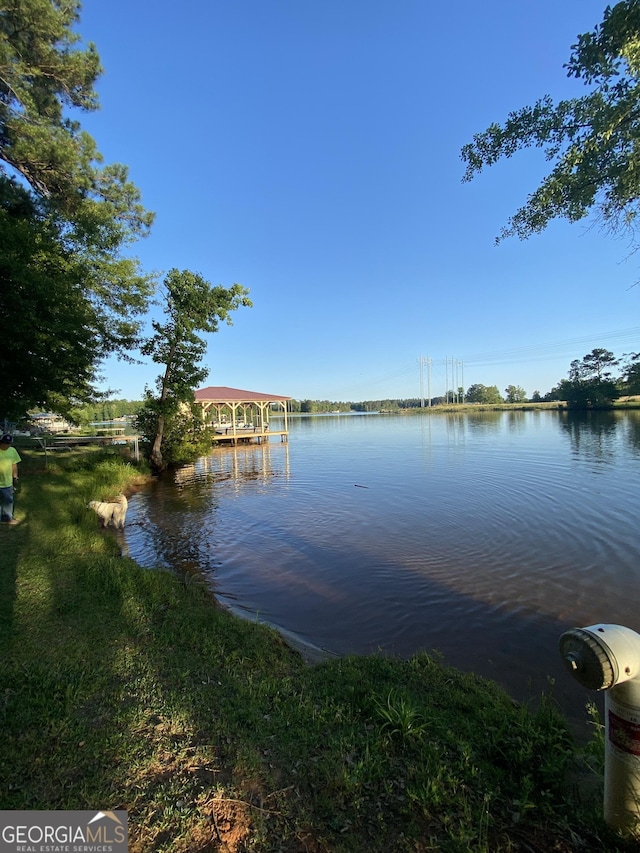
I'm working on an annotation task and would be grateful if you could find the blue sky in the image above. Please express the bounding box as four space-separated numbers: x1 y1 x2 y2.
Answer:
77 0 639 402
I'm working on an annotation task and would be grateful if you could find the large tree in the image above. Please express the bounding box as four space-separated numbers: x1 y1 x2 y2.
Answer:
465 383 503 404
552 347 621 406
621 351 640 392
0 0 154 417
461 1 640 248
139 269 252 472
505 384 527 403
0 179 99 417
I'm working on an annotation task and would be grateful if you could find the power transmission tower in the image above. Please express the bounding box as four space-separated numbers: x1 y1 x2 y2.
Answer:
418 355 433 407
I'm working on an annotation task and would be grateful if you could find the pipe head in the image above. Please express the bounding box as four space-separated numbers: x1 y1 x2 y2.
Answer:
559 624 640 691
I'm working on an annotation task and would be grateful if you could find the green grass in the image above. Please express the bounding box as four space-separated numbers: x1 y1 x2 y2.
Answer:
0 445 634 852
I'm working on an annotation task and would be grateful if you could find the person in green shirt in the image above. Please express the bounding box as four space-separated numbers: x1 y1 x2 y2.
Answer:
0 434 21 524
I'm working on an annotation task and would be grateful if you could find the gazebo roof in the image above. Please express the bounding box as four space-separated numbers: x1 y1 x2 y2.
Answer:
195 386 291 404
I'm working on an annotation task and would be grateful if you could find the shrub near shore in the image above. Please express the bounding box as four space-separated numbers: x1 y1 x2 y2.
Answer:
0 447 633 852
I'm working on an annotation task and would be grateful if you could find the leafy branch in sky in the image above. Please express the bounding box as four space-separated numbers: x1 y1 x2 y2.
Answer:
461 1 640 247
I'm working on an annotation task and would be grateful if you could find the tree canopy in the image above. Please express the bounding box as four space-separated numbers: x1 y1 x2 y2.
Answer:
465 384 504 404
549 348 622 406
1 0 154 418
1 180 99 416
622 351 640 391
461 1 640 248
505 384 527 403
0 0 152 235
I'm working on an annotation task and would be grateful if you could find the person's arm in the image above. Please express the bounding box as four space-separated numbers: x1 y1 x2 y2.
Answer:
12 463 18 480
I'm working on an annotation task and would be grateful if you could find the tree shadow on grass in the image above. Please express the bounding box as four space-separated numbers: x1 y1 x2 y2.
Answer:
0 523 23 648
0 467 33 650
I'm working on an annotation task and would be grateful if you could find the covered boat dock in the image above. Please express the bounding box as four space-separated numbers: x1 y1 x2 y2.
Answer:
194 386 291 444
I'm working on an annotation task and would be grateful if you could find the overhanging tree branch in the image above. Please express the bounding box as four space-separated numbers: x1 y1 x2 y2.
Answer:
461 1 640 261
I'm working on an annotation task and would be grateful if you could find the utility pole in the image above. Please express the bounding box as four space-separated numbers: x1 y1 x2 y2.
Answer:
419 355 434 407
453 359 458 403
444 357 448 404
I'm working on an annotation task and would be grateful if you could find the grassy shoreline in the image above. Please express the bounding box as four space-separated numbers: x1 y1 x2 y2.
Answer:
0 446 633 851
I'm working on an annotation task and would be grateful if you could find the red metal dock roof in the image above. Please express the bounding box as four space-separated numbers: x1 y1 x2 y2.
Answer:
195 386 291 403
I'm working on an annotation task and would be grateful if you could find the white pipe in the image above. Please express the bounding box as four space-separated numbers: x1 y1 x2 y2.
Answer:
560 623 640 838
605 677 640 833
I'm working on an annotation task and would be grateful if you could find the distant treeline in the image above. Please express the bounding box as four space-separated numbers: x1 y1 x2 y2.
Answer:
291 398 454 413
66 399 144 425
66 397 450 422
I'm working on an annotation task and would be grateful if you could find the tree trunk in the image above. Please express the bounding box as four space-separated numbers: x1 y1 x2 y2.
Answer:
150 412 165 473
150 351 175 472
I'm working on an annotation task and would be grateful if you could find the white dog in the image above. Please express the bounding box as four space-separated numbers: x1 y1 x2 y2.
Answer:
88 494 128 529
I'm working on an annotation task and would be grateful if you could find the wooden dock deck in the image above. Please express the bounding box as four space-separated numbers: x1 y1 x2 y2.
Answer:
213 426 288 444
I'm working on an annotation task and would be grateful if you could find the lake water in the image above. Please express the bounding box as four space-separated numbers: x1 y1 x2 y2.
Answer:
123 409 640 733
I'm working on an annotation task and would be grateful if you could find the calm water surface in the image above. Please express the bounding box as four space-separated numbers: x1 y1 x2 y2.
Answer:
124 410 640 731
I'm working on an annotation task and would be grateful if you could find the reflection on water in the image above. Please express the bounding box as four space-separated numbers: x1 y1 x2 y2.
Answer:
182 441 291 485
125 410 640 732
125 443 289 579
561 410 628 467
